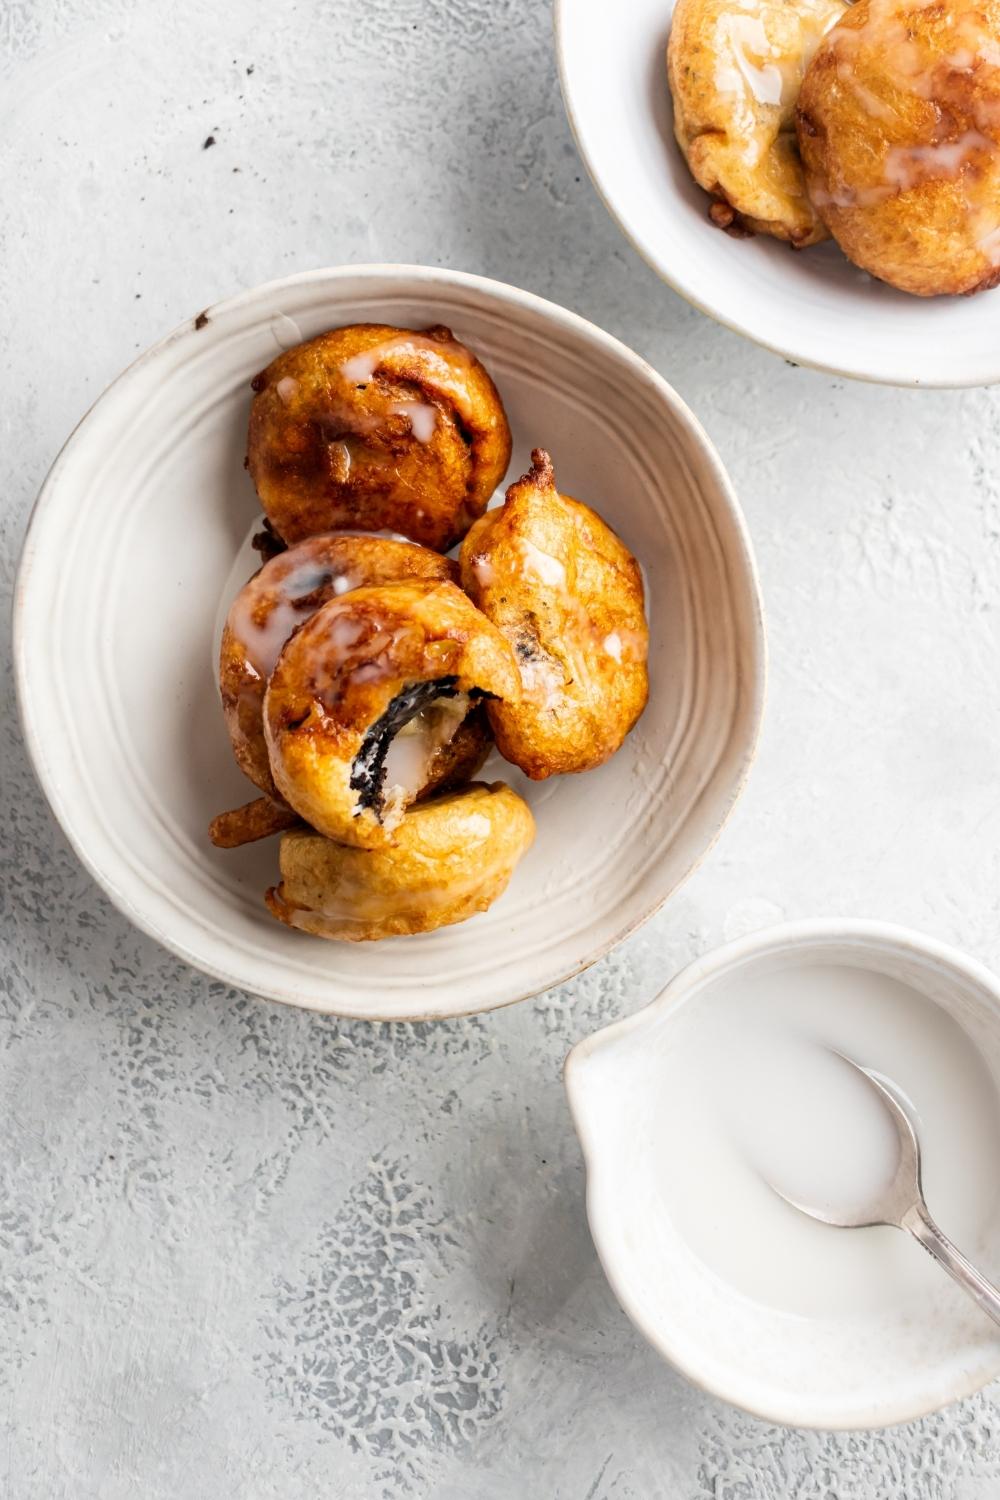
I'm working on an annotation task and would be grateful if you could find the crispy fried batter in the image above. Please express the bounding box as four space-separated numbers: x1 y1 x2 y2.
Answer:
251 519 287 564
460 450 648 780
220 533 456 797
263 580 520 848
208 797 302 848
265 782 534 941
246 323 512 551
668 0 845 245
797 0 1000 295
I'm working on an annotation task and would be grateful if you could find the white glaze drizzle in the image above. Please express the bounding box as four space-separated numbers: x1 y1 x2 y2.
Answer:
387 399 438 442
228 553 363 677
520 539 567 588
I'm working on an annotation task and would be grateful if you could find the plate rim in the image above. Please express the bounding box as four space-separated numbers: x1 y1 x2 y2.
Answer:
553 0 1000 390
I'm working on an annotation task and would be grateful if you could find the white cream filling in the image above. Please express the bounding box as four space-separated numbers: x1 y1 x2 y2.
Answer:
379 693 471 827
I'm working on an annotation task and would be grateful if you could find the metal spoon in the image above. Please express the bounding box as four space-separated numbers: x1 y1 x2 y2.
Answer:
771 1053 1000 1329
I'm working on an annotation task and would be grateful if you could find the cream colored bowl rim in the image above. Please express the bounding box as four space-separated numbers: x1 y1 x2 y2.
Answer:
566 918 1000 1428
13 263 766 1019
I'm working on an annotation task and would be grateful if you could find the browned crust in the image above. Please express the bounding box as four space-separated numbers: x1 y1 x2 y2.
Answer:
965 264 1000 296
251 519 287 563
796 0 1000 296
708 199 756 239
246 323 512 551
460 449 649 780
262 579 520 847
219 533 457 798
263 782 535 941
209 797 302 848
667 0 840 248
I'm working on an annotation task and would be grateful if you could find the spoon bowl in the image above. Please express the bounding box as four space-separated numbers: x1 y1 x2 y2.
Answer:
770 1056 923 1230
771 1052 1000 1330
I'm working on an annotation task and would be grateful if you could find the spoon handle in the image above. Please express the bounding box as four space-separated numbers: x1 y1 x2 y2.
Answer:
903 1206 1000 1330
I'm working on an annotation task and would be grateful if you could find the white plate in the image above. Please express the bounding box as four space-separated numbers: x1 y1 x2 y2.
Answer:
555 0 1000 386
14 265 764 1021
566 920 1000 1427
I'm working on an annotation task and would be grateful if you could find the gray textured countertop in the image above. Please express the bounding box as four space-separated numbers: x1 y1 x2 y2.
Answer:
5 1 1000 1495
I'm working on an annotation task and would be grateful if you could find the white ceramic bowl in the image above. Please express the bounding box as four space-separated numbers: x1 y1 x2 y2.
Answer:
555 0 1000 386
566 920 1000 1428
14 265 764 1021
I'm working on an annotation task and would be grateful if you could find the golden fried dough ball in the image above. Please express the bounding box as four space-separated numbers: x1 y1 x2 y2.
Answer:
220 533 455 798
263 580 520 848
797 0 1000 296
247 324 512 551
265 782 535 941
460 450 648 780
668 0 845 244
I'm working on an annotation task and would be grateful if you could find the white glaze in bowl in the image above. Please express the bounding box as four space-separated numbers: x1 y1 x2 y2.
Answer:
566 920 1000 1427
14 265 764 1021
554 0 1000 386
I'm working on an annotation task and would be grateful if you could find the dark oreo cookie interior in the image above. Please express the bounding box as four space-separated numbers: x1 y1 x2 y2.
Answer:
350 677 460 817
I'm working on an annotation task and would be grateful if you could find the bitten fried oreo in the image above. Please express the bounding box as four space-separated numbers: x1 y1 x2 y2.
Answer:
460 450 649 779
263 579 520 848
246 323 512 551
220 532 455 798
265 782 535 941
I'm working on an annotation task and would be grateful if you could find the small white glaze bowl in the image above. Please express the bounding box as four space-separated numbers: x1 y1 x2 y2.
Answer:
14 265 764 1021
566 920 1000 1428
555 0 1000 386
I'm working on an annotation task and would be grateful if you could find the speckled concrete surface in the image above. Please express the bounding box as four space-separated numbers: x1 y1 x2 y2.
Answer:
4 1 1000 1495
